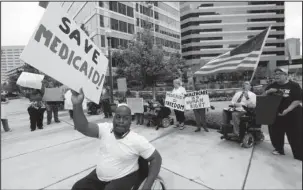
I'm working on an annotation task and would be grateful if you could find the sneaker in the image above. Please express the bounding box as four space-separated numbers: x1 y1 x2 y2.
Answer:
194 128 201 132
55 120 61 123
272 150 285 155
174 124 179 128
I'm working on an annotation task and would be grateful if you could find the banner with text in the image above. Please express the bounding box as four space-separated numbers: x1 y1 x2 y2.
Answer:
165 92 185 112
184 90 210 110
20 3 108 104
127 98 144 114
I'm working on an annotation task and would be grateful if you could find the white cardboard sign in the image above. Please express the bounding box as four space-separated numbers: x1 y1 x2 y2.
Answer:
20 3 108 104
164 92 185 112
16 72 45 89
184 90 210 110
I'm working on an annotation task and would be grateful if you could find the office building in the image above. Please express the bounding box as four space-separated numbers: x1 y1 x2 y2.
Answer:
286 38 300 58
180 2 286 77
1 46 25 83
58 1 181 69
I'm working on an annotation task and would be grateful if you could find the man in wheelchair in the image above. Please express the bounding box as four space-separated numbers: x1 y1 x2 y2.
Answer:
221 81 257 138
70 88 163 190
145 98 172 130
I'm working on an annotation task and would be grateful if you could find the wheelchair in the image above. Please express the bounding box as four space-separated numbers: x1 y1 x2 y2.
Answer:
131 157 166 190
219 105 265 148
144 100 174 129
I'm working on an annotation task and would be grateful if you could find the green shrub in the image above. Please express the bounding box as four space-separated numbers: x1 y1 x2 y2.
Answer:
184 109 223 129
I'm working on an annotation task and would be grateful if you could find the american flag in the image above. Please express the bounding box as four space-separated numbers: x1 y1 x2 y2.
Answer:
195 26 271 75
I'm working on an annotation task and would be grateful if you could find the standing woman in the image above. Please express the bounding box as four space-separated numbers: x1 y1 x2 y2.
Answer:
172 79 187 130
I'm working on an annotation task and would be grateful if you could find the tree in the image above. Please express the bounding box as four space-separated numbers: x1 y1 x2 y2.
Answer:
113 28 185 99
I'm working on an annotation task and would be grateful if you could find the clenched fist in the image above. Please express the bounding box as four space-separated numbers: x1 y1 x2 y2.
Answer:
71 88 84 105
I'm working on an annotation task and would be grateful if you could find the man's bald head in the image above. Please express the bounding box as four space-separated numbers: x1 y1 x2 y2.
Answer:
115 105 131 115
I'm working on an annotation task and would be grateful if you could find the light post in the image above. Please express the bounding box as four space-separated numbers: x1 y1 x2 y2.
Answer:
147 3 155 44
105 29 114 104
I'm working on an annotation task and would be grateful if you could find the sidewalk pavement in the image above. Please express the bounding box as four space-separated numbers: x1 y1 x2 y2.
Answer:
1 99 302 189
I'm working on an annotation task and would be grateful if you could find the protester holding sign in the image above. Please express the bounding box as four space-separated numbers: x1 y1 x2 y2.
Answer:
191 77 209 132
44 82 62 125
265 68 302 161
27 90 46 131
172 79 187 130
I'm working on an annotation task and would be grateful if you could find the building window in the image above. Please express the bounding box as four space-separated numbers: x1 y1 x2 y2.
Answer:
140 5 143 13
109 2 118 12
111 37 119 48
101 35 105 47
136 3 139 11
119 20 127 33
100 15 104 27
110 18 119 30
118 3 126 15
98 1 104 7
155 24 159 32
154 11 159 20
136 18 139 26
127 6 134 17
128 23 134 34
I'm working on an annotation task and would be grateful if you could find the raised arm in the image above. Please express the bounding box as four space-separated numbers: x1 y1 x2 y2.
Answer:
71 88 99 138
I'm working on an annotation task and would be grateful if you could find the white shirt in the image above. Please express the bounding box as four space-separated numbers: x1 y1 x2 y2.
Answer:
172 86 186 96
96 122 155 181
231 91 256 111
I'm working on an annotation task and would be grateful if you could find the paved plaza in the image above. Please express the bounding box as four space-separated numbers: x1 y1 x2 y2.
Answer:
1 99 302 189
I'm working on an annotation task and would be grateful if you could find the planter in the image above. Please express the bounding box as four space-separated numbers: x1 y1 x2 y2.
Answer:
184 109 223 130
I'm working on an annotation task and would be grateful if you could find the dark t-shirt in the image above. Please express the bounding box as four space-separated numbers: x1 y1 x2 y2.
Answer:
265 80 302 113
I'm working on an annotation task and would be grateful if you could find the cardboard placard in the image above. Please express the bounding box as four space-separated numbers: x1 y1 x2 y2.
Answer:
20 3 108 104
16 72 45 89
184 90 210 110
43 88 64 102
127 98 144 114
164 92 185 112
117 78 127 92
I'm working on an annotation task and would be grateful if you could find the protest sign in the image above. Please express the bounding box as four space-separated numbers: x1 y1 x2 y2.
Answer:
184 90 210 110
17 72 45 89
20 3 108 104
43 88 64 102
117 78 127 92
127 98 144 114
164 92 185 111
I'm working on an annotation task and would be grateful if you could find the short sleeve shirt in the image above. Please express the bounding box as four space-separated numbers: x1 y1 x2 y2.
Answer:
265 80 302 113
96 123 156 181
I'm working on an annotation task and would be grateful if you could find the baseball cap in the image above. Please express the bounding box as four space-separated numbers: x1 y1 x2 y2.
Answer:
274 67 288 74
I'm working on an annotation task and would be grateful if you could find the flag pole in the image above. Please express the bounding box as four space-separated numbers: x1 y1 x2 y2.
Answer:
250 25 272 84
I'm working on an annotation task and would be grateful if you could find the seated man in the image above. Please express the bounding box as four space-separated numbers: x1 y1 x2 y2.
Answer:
222 81 256 136
71 89 162 190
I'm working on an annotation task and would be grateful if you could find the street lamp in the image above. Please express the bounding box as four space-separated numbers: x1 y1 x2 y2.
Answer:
105 28 114 104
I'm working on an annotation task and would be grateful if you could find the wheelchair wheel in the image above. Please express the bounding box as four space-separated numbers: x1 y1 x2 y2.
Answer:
162 118 170 128
241 133 255 148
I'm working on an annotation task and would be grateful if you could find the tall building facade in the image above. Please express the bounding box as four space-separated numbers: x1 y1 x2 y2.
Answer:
286 38 300 58
59 1 181 69
180 1 285 77
1 46 25 83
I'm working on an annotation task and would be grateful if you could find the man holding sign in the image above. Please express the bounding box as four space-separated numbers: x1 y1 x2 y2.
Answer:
188 77 211 132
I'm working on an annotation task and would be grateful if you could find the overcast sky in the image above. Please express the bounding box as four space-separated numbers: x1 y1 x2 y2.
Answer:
1 2 302 54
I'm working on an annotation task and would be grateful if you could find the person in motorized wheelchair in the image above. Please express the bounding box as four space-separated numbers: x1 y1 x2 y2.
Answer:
145 98 173 130
219 81 263 148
